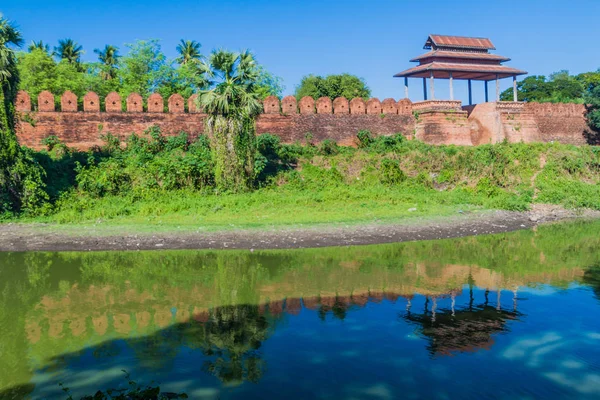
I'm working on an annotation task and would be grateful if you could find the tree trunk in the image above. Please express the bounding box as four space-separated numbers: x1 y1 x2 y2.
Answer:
205 115 256 192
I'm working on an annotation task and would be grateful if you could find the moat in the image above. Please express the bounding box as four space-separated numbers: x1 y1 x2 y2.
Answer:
1 220 600 399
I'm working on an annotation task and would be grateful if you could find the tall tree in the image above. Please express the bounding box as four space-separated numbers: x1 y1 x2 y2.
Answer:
94 44 120 80
27 40 49 54
53 38 83 65
176 39 202 65
295 73 371 101
198 49 262 191
0 16 47 213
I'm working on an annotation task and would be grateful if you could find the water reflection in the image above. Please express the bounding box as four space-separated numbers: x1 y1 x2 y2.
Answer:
0 220 599 399
403 286 522 356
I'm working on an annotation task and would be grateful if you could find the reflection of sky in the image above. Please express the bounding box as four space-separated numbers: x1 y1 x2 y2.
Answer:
29 284 600 400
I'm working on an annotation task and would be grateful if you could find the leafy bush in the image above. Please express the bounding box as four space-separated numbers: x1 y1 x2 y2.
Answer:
319 139 339 155
379 158 406 185
357 130 374 148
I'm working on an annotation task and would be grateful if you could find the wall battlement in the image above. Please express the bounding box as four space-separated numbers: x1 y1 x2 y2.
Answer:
16 91 414 115
14 90 590 149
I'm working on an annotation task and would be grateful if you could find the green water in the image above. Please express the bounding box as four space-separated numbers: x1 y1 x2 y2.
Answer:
1 220 600 399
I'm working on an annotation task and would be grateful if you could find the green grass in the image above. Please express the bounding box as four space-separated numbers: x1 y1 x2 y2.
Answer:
8 131 600 234
22 186 484 234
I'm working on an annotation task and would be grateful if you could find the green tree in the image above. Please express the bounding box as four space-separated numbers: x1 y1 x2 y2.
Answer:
157 61 209 103
16 49 58 106
585 85 600 141
93 44 120 80
176 39 202 65
53 38 83 66
294 73 371 100
576 69 600 92
119 39 169 99
27 40 49 54
500 75 550 102
0 16 47 213
198 49 262 191
501 71 585 103
254 65 284 100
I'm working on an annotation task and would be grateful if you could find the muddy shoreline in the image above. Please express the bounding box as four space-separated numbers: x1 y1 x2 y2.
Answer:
0 205 598 252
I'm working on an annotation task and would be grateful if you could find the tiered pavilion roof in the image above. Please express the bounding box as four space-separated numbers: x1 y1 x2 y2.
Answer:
394 35 527 103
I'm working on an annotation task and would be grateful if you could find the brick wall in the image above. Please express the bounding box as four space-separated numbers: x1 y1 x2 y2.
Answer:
15 91 416 149
14 90 591 149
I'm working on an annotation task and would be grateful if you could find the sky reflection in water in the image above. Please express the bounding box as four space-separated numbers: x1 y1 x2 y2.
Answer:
1 220 600 399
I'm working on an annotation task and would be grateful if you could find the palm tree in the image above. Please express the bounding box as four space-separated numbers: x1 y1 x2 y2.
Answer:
54 38 83 65
27 40 49 53
0 16 23 135
198 49 263 191
0 17 23 87
176 39 202 65
94 45 120 80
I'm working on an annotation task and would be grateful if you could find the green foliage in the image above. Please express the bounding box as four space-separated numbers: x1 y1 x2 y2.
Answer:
53 38 83 67
379 158 406 185
319 139 339 155
198 50 266 192
254 65 285 100
500 70 595 103
176 39 202 65
0 16 48 215
15 38 282 113
23 131 600 226
295 73 371 101
356 130 374 148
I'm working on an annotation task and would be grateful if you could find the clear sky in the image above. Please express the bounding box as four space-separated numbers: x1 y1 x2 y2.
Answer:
2 0 599 104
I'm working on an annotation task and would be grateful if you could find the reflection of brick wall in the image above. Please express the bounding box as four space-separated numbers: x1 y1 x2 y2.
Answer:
14 91 590 149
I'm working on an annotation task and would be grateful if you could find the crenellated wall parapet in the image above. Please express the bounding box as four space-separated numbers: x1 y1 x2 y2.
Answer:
15 91 416 116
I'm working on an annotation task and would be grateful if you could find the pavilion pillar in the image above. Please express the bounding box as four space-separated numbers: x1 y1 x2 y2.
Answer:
422 78 427 100
513 76 518 102
496 74 500 102
429 71 435 100
404 77 409 99
468 79 472 105
484 81 489 102
449 72 454 100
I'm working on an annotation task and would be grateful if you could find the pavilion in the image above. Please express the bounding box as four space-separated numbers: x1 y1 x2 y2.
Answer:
394 34 527 104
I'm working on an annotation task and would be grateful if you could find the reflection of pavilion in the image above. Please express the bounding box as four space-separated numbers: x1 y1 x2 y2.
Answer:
403 284 521 356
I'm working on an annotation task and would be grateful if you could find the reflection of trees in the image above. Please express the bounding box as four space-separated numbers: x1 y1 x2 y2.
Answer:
403 288 522 356
199 305 271 384
583 264 600 300
111 304 275 385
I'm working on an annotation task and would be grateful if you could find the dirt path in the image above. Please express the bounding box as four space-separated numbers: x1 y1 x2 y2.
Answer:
0 205 598 252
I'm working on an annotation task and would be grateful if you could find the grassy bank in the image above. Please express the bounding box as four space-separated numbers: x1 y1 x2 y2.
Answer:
9 129 600 232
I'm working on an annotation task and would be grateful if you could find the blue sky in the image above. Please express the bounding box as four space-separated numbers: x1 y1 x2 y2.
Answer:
2 0 599 104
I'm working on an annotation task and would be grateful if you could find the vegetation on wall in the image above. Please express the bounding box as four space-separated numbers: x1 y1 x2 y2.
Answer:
294 73 371 101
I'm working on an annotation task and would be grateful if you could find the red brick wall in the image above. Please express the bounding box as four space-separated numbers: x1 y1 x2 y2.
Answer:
14 91 591 149
525 102 587 145
15 91 416 149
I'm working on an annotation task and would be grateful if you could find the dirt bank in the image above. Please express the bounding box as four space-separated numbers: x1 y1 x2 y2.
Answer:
0 205 598 252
